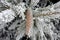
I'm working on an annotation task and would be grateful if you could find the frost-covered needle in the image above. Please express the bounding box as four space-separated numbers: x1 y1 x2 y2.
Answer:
25 8 33 37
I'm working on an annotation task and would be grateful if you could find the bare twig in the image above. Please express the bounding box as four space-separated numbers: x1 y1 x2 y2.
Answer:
25 8 33 37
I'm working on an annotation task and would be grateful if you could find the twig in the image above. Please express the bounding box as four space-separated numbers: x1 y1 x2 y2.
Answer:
34 12 60 17
25 8 33 37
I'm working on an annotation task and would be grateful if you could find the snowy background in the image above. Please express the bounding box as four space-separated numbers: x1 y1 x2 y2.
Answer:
0 0 60 40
